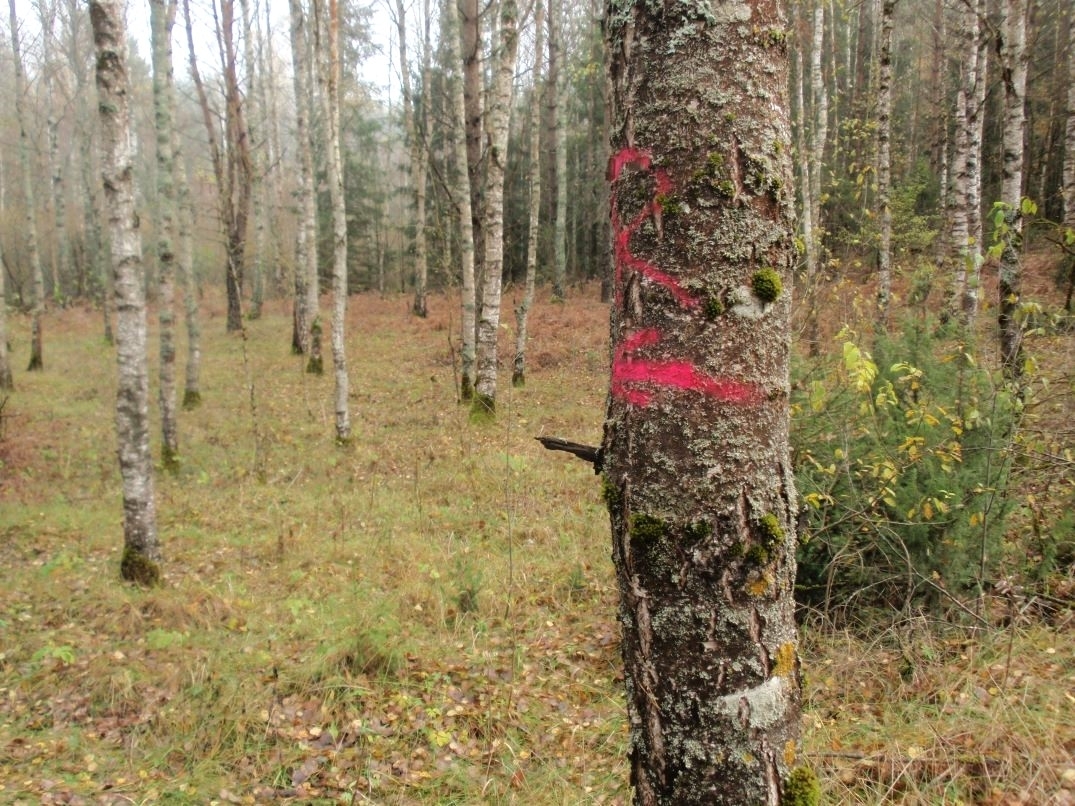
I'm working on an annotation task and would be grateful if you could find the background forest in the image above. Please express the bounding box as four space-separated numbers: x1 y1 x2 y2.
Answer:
0 0 1073 802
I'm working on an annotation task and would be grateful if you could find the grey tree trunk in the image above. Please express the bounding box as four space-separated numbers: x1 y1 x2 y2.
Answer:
9 0 46 371
314 0 350 442
39 0 69 304
150 0 180 469
0 233 12 390
446 0 477 399
549 0 566 301
472 0 519 415
240 0 266 320
91 0 162 585
603 0 804 802
875 0 894 322
513 0 545 387
288 0 320 363
998 0 1028 379
1064 12 1075 311
460 0 484 336
175 125 202 409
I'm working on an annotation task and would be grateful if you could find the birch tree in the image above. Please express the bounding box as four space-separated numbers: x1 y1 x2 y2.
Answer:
1062 6 1075 311
548 0 566 301
38 0 69 303
875 0 894 321
512 0 544 386
0 235 12 391
446 0 477 399
8 0 46 371
602 0 804 800
472 0 519 415
288 0 320 361
91 0 162 585
313 0 350 442
997 0 1028 378
150 0 180 467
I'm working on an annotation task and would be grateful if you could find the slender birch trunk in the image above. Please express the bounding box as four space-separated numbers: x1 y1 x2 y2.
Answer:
150 0 180 468
513 0 544 387
875 0 894 323
91 0 162 585
9 0 46 371
397 0 432 318
175 126 202 408
39 1 69 304
549 0 566 301
288 0 320 362
962 0 987 320
0 234 12 390
314 0 350 442
1064 10 1075 310
793 44 817 355
472 0 519 415
446 0 477 399
998 0 1028 379
460 0 484 315
603 0 803 799
241 0 266 320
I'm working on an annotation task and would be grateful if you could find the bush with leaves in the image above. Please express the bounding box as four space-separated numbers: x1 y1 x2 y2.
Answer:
792 318 1018 616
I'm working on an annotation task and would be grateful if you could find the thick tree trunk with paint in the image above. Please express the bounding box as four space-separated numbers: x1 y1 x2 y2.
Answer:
9 0 46 371
875 0 894 323
91 0 162 585
998 0 1027 379
472 0 519 415
150 0 180 469
314 0 350 442
603 1 804 802
288 0 320 360
513 0 545 387
446 0 477 399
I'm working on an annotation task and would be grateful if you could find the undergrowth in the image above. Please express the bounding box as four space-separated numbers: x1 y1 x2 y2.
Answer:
0 282 1072 804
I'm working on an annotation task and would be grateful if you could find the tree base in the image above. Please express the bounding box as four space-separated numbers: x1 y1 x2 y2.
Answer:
121 547 162 587
182 390 202 410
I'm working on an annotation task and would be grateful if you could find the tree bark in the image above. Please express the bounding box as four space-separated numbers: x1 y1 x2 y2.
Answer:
240 0 266 320
513 0 545 387
150 0 180 469
446 0 477 399
0 233 12 390
91 0 162 585
313 0 350 442
998 0 1028 379
875 0 894 323
460 0 484 330
9 0 46 371
472 0 519 415
288 0 320 362
549 0 567 301
39 0 69 304
603 1 803 801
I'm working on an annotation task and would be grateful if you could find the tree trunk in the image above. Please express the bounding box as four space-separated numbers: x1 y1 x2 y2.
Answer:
175 124 202 409
998 0 1028 379
1062 0 1075 312
314 0 350 442
446 0 477 399
0 233 12 390
39 0 69 304
150 0 180 469
91 0 162 585
288 0 320 361
472 0 519 415
548 0 566 301
603 1 804 801
240 0 266 320
875 0 894 323
9 0 46 371
460 0 484 317
512 0 544 387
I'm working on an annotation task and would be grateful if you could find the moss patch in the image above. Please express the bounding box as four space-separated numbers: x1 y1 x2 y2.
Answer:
120 547 162 588
629 514 668 542
751 268 783 303
783 766 821 806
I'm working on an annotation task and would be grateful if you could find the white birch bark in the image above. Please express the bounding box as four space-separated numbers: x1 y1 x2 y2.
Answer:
314 0 350 441
549 0 566 301
39 0 69 303
288 0 320 362
91 0 162 583
240 0 266 320
1065 8 1075 231
0 233 12 390
472 0 519 414
875 0 894 322
150 0 180 466
998 0 1027 378
9 0 46 371
512 0 544 387
446 0 477 399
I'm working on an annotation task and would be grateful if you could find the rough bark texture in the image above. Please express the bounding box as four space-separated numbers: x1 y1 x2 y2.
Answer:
9 0 46 371
150 0 180 467
603 1 802 802
460 0 485 336
998 0 1027 379
92 0 162 583
446 0 477 399
875 0 893 322
472 0 519 414
1064 9 1075 232
240 0 266 320
513 0 545 387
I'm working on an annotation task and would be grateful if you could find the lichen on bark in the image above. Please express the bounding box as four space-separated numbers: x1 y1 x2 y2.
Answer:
602 0 801 802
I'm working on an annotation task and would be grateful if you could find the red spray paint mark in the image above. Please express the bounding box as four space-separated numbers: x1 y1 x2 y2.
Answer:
608 148 763 409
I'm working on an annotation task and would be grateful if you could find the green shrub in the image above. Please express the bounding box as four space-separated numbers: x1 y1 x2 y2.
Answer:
792 318 1017 615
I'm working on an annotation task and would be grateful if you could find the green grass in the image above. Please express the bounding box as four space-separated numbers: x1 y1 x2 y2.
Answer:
0 288 1072 804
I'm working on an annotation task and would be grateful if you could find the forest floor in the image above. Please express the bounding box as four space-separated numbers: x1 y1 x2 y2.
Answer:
0 265 1073 804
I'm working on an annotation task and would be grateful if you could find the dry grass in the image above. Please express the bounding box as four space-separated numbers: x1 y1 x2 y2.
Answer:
0 276 1072 804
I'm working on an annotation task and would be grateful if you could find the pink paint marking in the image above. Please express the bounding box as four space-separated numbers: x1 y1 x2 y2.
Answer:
609 147 697 309
612 357 763 407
